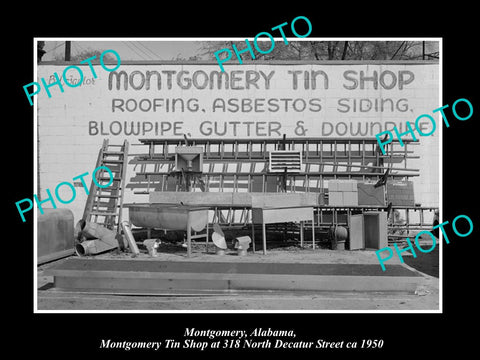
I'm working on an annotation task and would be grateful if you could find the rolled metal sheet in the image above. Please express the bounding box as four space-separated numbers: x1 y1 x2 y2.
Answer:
121 221 140 256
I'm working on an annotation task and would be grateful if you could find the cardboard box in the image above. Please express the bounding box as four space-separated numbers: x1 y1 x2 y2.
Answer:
328 180 359 206
328 180 339 191
357 183 386 206
328 192 343 206
386 181 415 206
330 180 357 192
343 191 358 206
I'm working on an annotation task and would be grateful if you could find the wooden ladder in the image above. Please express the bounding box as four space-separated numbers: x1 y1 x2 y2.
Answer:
82 139 129 233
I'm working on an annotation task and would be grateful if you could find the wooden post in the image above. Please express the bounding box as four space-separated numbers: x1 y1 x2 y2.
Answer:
312 216 316 249
205 222 209 254
187 214 192 258
300 221 304 247
251 222 256 253
262 221 267 255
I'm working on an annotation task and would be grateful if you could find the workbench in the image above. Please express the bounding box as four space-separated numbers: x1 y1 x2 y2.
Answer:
251 206 315 255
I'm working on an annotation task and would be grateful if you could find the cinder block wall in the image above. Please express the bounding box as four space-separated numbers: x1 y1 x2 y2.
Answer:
35 61 440 225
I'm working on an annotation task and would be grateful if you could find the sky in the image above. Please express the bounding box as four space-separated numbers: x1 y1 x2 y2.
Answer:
41 40 206 61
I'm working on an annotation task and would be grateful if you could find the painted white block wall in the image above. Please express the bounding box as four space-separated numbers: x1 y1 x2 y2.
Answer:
36 61 440 223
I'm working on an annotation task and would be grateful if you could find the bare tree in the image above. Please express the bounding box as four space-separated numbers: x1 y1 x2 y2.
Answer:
53 49 116 62
185 40 438 62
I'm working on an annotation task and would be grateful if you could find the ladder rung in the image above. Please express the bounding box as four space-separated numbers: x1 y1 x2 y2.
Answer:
98 177 122 181
103 151 124 155
101 167 122 173
83 141 128 233
102 159 124 164
96 187 121 192
93 202 120 207
93 198 120 203
89 211 118 216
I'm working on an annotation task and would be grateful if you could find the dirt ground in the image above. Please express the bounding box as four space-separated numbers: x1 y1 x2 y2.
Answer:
94 228 440 276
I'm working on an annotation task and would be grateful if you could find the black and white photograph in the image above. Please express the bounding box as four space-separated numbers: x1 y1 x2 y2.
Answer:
33 37 441 312
9 7 479 357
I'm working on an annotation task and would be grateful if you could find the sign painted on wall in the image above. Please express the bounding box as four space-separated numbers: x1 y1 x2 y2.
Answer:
36 61 440 222
38 62 439 139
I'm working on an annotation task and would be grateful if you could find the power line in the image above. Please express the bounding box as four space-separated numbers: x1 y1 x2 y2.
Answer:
122 41 148 60
71 42 84 58
44 41 64 60
48 41 65 52
135 41 162 59
73 41 89 54
390 41 406 60
122 41 150 61
129 41 156 60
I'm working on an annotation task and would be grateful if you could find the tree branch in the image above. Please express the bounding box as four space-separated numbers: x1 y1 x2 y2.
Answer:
341 41 348 60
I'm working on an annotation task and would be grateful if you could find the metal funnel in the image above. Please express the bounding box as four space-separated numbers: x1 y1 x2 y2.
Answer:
175 146 203 171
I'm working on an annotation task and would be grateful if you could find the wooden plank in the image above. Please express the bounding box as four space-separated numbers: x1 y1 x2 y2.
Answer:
82 139 107 221
53 275 420 293
38 248 75 265
251 193 318 208
54 277 232 291
149 191 239 206
49 272 423 292
229 276 419 292
138 136 417 145
254 207 313 224
116 140 129 233
136 171 420 178
46 259 422 277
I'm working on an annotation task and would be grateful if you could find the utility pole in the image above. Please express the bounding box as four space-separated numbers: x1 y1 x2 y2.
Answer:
65 41 71 61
